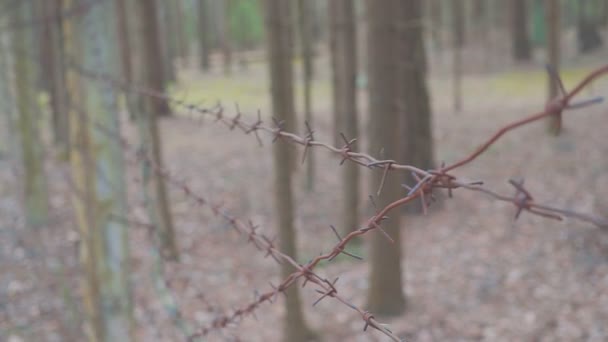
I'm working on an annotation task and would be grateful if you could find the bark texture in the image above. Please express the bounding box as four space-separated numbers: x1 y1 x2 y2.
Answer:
264 0 314 340
329 0 359 235
398 0 435 214
13 1 49 229
132 0 179 261
512 0 532 61
365 0 406 316
545 0 562 135
297 0 315 191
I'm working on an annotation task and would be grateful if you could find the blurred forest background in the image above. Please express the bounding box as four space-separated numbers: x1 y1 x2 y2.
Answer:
1 0 608 341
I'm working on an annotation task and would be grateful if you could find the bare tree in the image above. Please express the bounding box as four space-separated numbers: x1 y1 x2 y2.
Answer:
131 0 179 260
297 0 315 191
545 0 561 134
220 0 233 75
174 0 189 62
198 0 211 70
115 0 132 85
512 0 532 61
263 0 315 340
428 0 443 51
399 0 435 214
41 0 69 150
156 0 176 86
577 0 603 53
13 1 48 229
329 0 359 235
81 0 132 338
62 0 132 339
0 15 16 163
365 0 406 316
452 0 465 112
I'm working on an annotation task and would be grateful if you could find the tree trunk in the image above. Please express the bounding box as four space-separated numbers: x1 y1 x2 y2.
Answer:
428 0 443 50
263 1 314 341
81 0 132 339
297 0 314 192
512 0 532 60
0 13 18 169
132 0 179 261
156 0 177 86
329 0 359 235
221 0 233 75
63 0 103 338
399 0 435 214
452 0 464 112
138 0 171 116
577 0 603 53
197 0 211 70
40 0 70 150
63 0 133 340
329 1 341 147
174 0 189 63
453 0 466 47
473 0 485 19
545 0 561 135
115 0 132 84
365 0 406 316
13 1 49 229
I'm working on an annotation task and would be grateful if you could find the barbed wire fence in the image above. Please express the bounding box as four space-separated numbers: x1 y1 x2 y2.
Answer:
2 3 608 341
61 55 608 342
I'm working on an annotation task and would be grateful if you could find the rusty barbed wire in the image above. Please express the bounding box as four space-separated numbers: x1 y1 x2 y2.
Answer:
22 42 605 340
88 119 403 341
61 59 608 340
66 59 608 229
6 3 605 340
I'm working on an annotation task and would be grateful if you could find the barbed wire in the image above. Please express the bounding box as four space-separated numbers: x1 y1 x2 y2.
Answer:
77 70 608 342
65 59 608 229
88 118 403 341
9 29 608 340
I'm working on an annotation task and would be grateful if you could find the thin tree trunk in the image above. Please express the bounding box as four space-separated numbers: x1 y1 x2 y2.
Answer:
13 2 49 229
329 1 341 146
545 0 561 134
399 0 435 214
297 0 314 192
197 0 211 70
264 1 314 340
329 0 359 235
132 0 179 261
157 0 177 85
81 0 132 339
62 0 103 338
453 0 466 47
473 0 485 19
115 0 132 85
174 0 189 63
577 0 603 53
452 0 464 112
40 0 70 150
512 0 532 61
428 0 443 51
221 0 233 75
0 14 18 170
365 0 406 316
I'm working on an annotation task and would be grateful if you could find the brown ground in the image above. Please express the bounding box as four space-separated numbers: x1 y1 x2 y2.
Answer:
2 35 608 342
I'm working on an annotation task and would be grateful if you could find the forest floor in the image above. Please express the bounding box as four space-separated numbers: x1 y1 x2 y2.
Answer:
2 42 608 341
